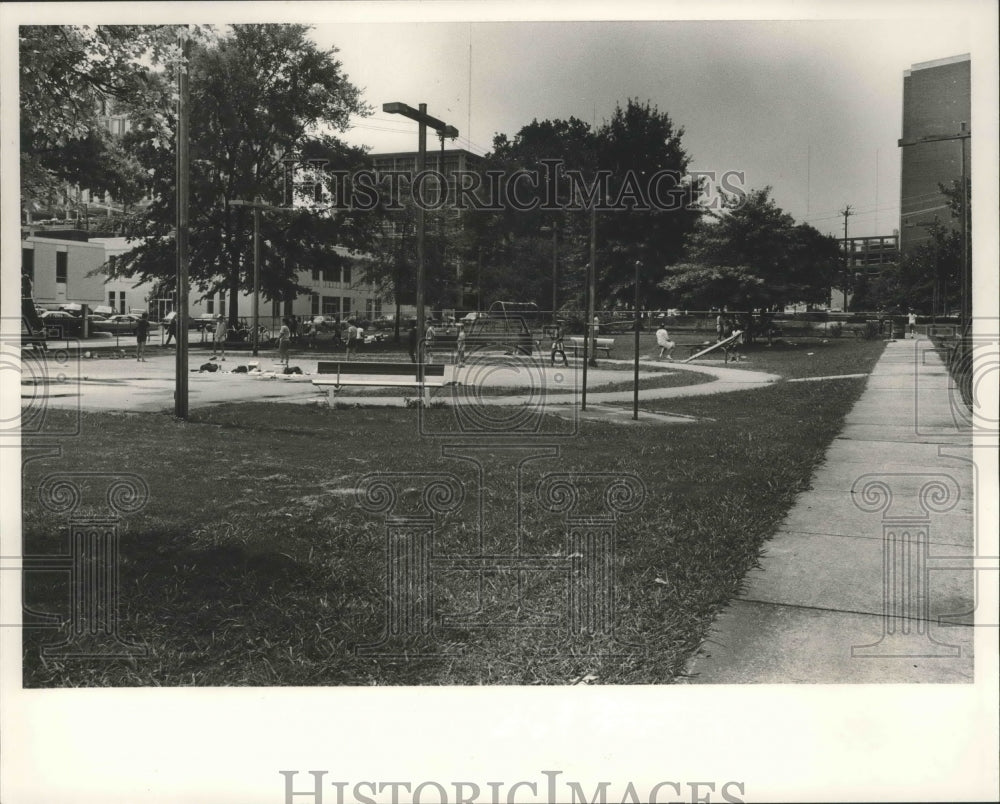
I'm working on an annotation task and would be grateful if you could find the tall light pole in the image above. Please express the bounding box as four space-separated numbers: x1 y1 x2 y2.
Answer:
633 260 641 421
174 31 191 419
552 222 558 320
230 197 287 357
582 201 597 410
382 102 458 374
840 205 853 311
436 126 460 310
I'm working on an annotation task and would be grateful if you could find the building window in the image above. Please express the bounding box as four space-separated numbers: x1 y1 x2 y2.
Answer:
322 296 338 317
322 266 337 283
342 297 351 316
56 252 68 284
311 293 320 316
312 268 320 281
107 292 126 314
22 249 35 283
219 293 226 317
342 264 352 284
206 298 214 314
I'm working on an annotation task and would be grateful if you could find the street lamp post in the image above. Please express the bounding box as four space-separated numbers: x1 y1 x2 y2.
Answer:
382 102 458 376
633 260 641 421
552 223 558 320
230 197 291 356
175 31 191 419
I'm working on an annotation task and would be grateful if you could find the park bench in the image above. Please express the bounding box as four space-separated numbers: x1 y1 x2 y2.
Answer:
567 336 615 357
312 361 451 398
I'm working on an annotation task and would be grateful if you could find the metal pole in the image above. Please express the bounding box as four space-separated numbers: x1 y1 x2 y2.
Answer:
582 202 596 410
960 123 969 327
588 202 597 368
633 260 641 421
252 197 261 357
174 32 190 419
417 104 427 383
552 223 558 321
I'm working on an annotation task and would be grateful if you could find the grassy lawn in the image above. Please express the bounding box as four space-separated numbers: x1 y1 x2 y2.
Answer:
21 339 885 686
716 335 888 379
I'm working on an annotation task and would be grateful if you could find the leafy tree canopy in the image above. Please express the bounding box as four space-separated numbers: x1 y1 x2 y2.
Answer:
104 24 374 322
661 187 840 310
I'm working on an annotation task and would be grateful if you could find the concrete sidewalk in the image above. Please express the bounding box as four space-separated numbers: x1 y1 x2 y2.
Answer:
684 335 979 683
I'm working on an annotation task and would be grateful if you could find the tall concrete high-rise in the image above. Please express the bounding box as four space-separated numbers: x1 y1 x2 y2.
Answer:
898 54 971 255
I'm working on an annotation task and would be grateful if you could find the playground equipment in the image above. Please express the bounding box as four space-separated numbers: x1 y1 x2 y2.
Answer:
683 330 743 363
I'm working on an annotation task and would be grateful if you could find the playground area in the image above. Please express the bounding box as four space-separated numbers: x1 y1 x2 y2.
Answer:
18 333 904 687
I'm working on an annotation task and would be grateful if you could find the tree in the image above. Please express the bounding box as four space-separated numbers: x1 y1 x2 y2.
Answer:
595 99 702 307
661 187 839 310
19 25 177 218
106 24 376 325
467 101 702 313
470 117 598 312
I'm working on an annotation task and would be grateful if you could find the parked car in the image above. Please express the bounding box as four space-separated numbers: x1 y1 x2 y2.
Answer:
39 310 84 337
92 313 142 334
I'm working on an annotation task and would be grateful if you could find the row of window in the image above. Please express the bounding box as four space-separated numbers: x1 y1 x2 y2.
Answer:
309 295 382 319
311 265 352 284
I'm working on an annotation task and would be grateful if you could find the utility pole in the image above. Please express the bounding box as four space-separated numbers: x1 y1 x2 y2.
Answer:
633 260 641 421
174 31 191 420
582 201 597 411
382 103 458 377
840 205 853 311
959 122 969 328
230 197 290 356
551 222 558 321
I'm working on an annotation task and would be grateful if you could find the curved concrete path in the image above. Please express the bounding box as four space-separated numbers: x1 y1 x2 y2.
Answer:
23 349 780 414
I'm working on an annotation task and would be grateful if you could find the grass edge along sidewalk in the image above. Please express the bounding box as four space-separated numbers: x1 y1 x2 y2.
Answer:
21 342 886 686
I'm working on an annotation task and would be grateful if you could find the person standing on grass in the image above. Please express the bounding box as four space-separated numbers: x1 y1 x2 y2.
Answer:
212 314 227 360
655 322 675 360
425 321 436 364
277 317 291 367
345 319 357 357
908 309 917 338
289 316 299 344
135 312 150 362
550 323 568 367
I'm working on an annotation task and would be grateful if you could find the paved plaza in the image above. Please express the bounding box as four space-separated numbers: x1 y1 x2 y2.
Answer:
22 338 780 413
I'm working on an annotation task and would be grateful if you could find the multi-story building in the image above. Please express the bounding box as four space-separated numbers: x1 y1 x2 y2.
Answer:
898 54 971 254
841 234 900 272
21 230 388 326
369 148 483 309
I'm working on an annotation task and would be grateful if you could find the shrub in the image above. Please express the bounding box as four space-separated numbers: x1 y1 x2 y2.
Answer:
828 322 843 338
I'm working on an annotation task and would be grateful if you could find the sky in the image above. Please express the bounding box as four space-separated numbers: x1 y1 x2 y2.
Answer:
306 13 981 240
